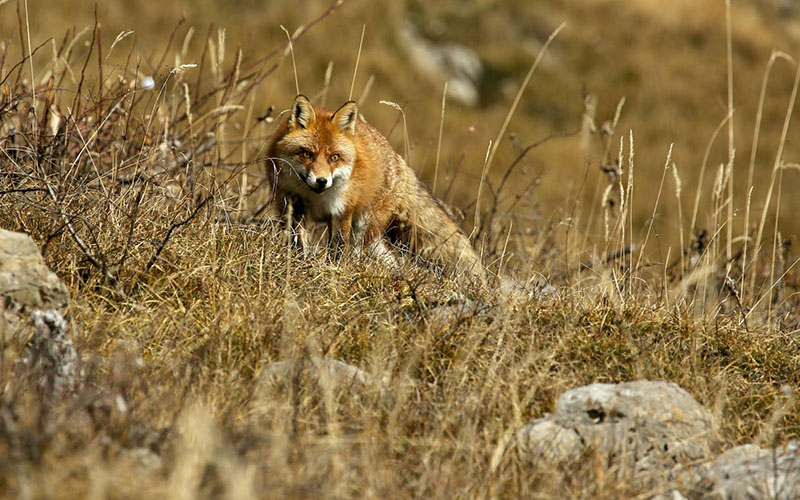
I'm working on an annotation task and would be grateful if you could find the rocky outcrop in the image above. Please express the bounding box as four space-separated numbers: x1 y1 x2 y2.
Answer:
24 309 81 397
0 229 78 397
517 381 717 487
0 229 69 337
696 441 800 500
0 229 69 311
517 380 800 498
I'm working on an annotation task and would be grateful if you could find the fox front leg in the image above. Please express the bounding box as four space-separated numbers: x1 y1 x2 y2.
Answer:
338 213 353 250
325 217 340 260
280 194 308 251
325 213 353 262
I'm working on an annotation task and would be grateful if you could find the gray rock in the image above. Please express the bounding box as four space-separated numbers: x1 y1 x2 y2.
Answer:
425 303 476 330
1 229 69 340
398 21 483 107
698 441 800 499
0 230 79 398
0 229 69 312
497 275 558 301
121 446 164 472
260 357 374 389
516 416 583 463
517 381 716 486
711 444 766 469
25 309 81 397
652 491 689 500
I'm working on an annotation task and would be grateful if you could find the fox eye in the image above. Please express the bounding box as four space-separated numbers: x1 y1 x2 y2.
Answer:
329 153 340 162
298 148 313 160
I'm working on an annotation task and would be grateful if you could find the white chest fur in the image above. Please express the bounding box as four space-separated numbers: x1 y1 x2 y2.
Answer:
277 161 350 222
306 182 347 221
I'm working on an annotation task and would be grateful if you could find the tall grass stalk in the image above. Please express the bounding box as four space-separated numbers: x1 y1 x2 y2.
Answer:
583 96 626 257
280 25 299 95
671 163 685 278
614 135 625 255
636 143 672 273
23 0 35 127
378 100 410 165
321 60 333 106
724 0 735 265
627 130 634 295
740 51 794 300
483 23 565 189
348 24 366 101
357 73 374 105
238 92 257 212
767 165 785 324
751 63 800 305
690 115 729 246
471 140 493 241
433 81 448 195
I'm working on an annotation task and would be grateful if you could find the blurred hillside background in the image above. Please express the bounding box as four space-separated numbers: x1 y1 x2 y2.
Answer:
3 0 800 269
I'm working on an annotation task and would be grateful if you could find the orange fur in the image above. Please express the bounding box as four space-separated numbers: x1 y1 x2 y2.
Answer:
266 95 485 283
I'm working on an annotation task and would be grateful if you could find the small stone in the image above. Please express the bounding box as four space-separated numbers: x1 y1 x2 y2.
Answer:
141 76 155 90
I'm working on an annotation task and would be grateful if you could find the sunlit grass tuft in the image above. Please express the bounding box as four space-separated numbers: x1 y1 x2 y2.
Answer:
0 3 798 499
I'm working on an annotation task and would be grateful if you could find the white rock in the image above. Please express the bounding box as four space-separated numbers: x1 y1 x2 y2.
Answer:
398 21 483 107
260 357 374 389
701 441 800 500
516 380 716 487
517 417 583 463
26 309 81 397
141 76 155 90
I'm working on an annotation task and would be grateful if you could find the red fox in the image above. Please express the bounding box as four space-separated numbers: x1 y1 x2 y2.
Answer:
265 94 486 284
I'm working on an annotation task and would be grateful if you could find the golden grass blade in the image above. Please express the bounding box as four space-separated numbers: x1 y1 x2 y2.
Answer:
433 81 448 195
349 24 366 102
484 22 565 178
280 25 300 95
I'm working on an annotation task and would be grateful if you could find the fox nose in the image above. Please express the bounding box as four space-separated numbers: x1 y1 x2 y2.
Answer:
315 177 328 189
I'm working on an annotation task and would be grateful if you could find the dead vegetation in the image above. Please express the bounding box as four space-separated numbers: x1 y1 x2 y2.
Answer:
0 1 799 498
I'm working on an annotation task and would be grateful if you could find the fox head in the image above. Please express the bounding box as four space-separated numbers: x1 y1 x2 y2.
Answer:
275 94 358 194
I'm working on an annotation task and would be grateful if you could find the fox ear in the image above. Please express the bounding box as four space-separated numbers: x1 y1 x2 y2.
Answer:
331 101 358 135
288 94 315 130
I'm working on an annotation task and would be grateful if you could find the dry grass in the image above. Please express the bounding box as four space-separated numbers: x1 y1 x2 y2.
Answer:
1 1 799 498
